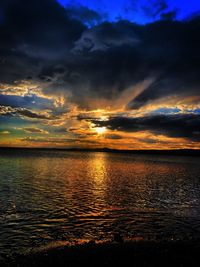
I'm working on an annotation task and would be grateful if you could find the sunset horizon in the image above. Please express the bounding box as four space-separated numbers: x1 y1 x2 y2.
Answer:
1 0 200 150
1 1 200 267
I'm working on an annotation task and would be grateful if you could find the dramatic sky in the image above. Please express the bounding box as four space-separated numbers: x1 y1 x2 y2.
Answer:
0 0 200 149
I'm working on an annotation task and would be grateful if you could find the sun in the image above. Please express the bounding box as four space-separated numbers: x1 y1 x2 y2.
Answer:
95 127 106 135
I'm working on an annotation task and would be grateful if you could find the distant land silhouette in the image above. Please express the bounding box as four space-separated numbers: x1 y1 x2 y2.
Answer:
0 147 200 157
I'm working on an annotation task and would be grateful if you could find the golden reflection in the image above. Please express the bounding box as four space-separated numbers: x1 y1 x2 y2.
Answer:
87 153 107 188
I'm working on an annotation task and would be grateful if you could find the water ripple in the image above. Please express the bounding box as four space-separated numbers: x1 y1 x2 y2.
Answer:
0 151 200 256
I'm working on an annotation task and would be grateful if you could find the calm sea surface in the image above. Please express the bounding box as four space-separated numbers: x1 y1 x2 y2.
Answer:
1 150 200 256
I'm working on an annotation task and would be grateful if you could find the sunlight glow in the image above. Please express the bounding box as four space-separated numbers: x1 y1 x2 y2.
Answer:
95 127 106 135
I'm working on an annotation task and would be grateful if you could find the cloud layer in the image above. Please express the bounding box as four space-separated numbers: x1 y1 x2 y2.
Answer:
92 113 200 141
0 0 200 148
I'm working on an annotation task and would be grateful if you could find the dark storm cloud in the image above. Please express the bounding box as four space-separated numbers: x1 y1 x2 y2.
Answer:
92 114 200 141
43 18 200 108
0 0 200 110
0 0 85 51
74 20 139 51
0 105 51 120
0 0 85 83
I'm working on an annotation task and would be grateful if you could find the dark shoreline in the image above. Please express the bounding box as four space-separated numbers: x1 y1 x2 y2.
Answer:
2 240 200 267
1 147 200 157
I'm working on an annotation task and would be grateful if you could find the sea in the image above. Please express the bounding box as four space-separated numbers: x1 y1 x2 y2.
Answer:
0 149 200 257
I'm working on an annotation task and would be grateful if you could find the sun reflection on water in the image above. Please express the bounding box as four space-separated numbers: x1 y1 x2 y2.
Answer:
87 152 107 188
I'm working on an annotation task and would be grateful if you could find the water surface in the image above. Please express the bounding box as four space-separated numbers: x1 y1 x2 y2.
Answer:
0 150 200 256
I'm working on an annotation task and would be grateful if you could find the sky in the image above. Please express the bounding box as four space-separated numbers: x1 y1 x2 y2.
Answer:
0 0 200 150
58 0 200 24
